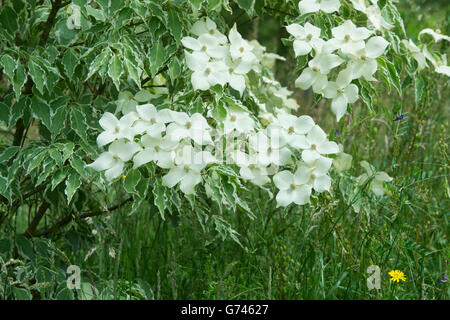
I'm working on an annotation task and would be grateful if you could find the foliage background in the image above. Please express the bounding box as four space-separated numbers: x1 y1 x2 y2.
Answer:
0 0 448 300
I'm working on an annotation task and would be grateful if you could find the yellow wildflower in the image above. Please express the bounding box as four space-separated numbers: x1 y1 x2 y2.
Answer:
388 270 406 283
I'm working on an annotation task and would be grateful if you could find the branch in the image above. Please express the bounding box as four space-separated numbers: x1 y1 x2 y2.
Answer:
39 0 64 47
263 6 296 17
22 201 49 237
33 197 133 237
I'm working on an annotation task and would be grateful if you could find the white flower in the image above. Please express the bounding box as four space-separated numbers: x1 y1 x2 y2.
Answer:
132 104 173 138
228 24 257 63
301 125 339 163
350 0 393 31
249 39 285 70
66 4 81 30
223 108 255 134
231 150 270 186
133 135 178 169
286 22 322 56
295 41 344 92
295 157 333 193
298 0 341 15
185 51 228 90
419 28 450 43
267 114 315 149
162 145 215 194
348 36 390 81
224 57 253 95
273 170 312 207
181 34 228 59
191 17 227 44
423 48 450 77
357 161 393 196
402 39 428 70
248 131 292 166
333 144 353 173
116 91 137 114
323 68 359 121
330 20 372 55
96 112 138 147
166 112 212 145
87 140 141 181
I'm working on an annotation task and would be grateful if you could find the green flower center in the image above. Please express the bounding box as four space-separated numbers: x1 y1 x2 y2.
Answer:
186 121 192 129
290 183 296 190
230 115 237 122
344 34 351 41
115 126 120 132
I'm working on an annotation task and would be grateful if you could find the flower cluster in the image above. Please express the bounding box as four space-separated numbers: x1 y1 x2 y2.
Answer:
66 4 81 30
402 30 450 77
287 20 389 121
87 105 217 194
349 0 393 31
182 18 280 95
87 98 343 207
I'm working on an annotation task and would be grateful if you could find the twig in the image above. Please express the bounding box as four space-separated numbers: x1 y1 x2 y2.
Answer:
264 6 296 17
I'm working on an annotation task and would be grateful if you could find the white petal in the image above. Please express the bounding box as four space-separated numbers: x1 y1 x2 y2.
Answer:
191 71 211 91
302 149 321 164
286 23 305 38
229 74 246 95
99 112 119 131
293 185 312 205
162 167 185 188
293 40 312 56
87 153 114 171
104 160 124 181
136 104 157 121
276 189 295 207
109 141 141 162
181 36 201 51
185 51 209 72
317 141 339 154
311 73 328 93
344 84 359 104
133 149 156 168
179 171 202 194
273 170 294 190
298 0 320 14
320 0 341 13
97 131 117 147
314 156 333 175
295 68 315 90
289 135 310 149
330 95 349 121
313 175 331 193
307 125 327 145
366 36 389 59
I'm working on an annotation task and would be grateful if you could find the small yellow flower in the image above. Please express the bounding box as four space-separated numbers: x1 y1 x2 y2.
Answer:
388 270 406 283
122 175 126 179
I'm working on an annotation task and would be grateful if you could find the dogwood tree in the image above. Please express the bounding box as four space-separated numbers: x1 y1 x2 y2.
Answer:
0 0 448 245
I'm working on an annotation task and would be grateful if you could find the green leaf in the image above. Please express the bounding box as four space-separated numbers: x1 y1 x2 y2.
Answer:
0 54 17 81
153 180 167 220
108 54 123 91
168 57 181 84
149 40 166 77
414 75 425 105
86 48 111 81
168 8 182 43
13 63 27 99
31 96 51 130
16 236 34 260
236 0 255 16
124 57 141 88
13 287 32 300
62 48 79 79
70 108 88 141
28 59 46 94
148 2 167 23
65 172 82 204
124 169 141 194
